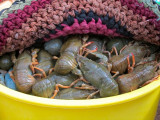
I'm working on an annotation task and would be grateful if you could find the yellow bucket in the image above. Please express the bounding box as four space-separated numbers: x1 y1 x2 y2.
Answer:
0 77 160 120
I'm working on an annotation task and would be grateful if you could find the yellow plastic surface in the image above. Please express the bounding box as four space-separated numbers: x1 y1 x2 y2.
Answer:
0 77 160 120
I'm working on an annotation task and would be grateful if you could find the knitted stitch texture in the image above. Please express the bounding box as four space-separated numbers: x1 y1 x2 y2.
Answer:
0 0 160 55
0 0 34 24
138 0 160 19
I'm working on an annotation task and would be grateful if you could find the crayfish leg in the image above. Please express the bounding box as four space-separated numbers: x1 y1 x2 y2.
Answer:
33 74 42 78
31 62 39 66
79 41 94 56
119 45 127 54
27 75 36 80
102 41 107 52
141 75 160 87
49 68 54 74
103 51 111 59
69 77 89 87
53 56 59 60
127 53 135 73
33 67 47 78
136 60 147 66
30 64 35 74
84 47 98 57
87 90 100 99
111 71 119 78
111 47 118 56
82 35 89 44
106 63 112 72
19 48 24 54
51 84 70 99
31 48 40 65
9 71 15 83
33 61 39 65
11 52 17 64
75 84 96 90
30 49 40 74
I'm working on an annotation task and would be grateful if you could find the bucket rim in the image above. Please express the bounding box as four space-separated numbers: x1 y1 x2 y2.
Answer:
0 77 160 108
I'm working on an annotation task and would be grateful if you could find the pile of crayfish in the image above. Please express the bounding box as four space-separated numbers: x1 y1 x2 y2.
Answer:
0 35 160 100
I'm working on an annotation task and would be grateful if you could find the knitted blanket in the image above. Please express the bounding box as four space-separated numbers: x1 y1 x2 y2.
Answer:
0 0 160 55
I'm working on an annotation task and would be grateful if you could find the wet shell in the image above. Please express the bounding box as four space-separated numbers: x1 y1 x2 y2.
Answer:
36 50 55 75
116 62 157 93
60 36 82 55
54 52 77 75
77 55 119 97
32 72 77 97
86 37 104 52
13 51 36 93
0 54 13 70
44 38 62 56
106 38 130 53
32 78 56 98
55 88 95 100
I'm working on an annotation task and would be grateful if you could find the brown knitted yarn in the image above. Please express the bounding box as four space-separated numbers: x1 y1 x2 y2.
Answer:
1 0 160 55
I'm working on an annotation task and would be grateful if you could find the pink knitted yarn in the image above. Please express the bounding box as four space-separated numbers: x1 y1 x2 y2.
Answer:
119 0 160 31
0 0 160 53
0 0 51 50
44 18 122 41
119 0 157 19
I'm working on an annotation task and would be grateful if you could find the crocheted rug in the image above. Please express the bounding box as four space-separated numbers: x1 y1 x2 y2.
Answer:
0 0 159 120
0 0 160 55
